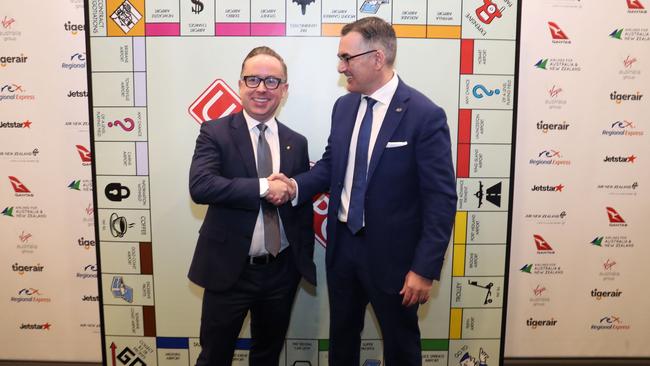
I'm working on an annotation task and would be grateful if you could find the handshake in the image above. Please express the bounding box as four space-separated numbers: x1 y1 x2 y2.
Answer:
265 173 296 206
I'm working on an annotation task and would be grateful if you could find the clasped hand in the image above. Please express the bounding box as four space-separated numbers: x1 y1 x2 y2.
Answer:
265 173 296 206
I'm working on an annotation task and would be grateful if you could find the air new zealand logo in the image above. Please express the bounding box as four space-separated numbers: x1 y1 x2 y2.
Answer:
474 181 501 208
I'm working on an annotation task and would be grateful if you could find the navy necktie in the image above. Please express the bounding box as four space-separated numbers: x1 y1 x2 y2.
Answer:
347 97 377 234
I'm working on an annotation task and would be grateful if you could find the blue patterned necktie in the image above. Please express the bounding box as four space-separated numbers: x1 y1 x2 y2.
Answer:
347 97 377 234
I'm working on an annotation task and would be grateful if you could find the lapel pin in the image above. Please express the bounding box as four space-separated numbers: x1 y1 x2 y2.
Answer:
395 107 403 112
286 145 291 150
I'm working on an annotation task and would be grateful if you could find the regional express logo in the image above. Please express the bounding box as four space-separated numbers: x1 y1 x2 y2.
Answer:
11 288 51 303
591 315 630 331
603 120 644 137
188 79 242 124
529 149 571 166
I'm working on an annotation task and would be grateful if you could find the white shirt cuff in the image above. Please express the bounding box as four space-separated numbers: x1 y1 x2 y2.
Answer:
290 178 299 206
259 178 269 197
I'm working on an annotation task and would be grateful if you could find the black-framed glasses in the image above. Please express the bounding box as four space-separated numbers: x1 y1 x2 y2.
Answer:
337 49 377 64
242 75 285 90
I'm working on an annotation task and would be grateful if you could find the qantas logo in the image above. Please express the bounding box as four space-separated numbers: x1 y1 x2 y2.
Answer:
75 145 91 164
627 0 645 9
9 176 30 193
606 207 626 223
548 21 569 40
533 234 555 253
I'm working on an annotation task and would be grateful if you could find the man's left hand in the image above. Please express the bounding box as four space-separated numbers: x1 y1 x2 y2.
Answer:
399 271 432 307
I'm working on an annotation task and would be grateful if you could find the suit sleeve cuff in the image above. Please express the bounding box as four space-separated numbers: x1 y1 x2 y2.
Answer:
290 178 299 206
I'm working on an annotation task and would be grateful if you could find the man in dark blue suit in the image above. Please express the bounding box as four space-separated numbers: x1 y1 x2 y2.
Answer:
188 47 316 366
274 17 457 366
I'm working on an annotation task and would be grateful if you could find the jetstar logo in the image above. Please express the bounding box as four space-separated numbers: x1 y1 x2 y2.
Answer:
0 119 31 128
606 207 627 226
75 145 91 165
603 155 637 163
548 21 570 42
533 234 555 254
20 322 52 330
531 184 564 192
9 176 31 195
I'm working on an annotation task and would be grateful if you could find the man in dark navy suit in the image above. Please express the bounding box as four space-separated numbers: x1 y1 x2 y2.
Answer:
188 46 316 366
274 17 457 366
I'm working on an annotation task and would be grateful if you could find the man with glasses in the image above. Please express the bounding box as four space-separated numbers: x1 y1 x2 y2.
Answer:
188 46 316 366
273 17 457 365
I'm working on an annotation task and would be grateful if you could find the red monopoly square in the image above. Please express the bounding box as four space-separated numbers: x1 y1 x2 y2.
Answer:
188 79 242 124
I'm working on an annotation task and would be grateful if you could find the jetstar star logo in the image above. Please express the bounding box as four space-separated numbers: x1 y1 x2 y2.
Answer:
603 155 637 163
20 322 52 330
531 184 564 192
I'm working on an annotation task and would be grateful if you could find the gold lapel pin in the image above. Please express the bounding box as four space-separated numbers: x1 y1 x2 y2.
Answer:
396 107 403 112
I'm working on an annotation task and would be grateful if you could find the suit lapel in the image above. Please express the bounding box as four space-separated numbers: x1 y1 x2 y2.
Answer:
277 121 294 175
367 81 410 183
230 113 258 177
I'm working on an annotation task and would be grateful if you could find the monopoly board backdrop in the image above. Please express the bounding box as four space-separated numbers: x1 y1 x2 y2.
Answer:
0 0 101 362
86 0 517 365
506 0 650 358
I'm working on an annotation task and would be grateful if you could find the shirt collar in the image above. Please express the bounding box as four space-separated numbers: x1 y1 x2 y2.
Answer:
363 71 399 106
243 110 278 135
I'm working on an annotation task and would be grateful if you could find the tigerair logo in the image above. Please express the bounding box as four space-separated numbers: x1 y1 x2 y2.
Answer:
548 21 570 43
527 317 558 329
603 120 644 137
531 184 564 192
592 315 630 331
529 149 571 166
78 237 95 249
603 155 637 163
591 288 623 300
533 234 555 254
12 262 44 275
610 91 643 104
537 120 569 133
0 54 28 67
64 21 84 35
0 119 31 128
20 322 52 330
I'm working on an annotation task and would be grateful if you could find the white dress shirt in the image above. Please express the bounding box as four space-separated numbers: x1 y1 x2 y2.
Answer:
243 110 289 256
338 72 399 223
